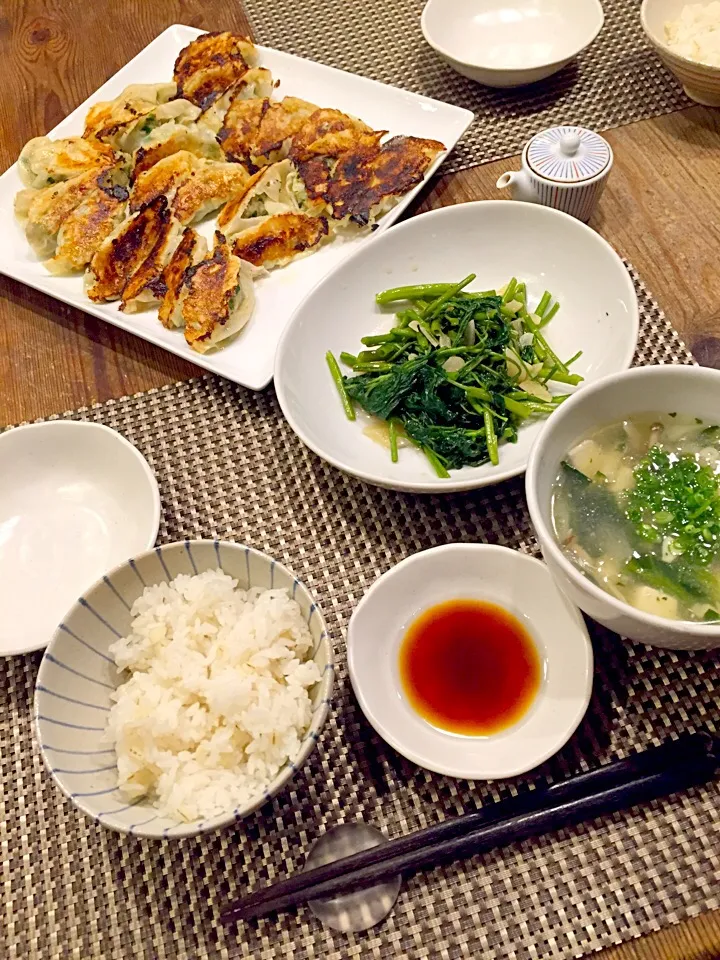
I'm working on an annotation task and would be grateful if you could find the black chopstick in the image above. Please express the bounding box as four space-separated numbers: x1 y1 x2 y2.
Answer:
221 732 718 925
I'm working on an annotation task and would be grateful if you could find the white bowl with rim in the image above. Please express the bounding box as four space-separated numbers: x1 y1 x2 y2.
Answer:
35 539 334 838
641 0 720 107
421 0 604 88
526 364 720 651
347 544 593 779
0 420 160 656
275 200 639 494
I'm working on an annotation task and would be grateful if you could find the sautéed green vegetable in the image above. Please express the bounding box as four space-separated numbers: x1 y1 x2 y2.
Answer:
327 276 583 476
552 413 720 622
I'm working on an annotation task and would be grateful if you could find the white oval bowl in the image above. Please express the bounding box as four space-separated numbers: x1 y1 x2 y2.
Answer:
641 0 720 107
526 365 720 651
35 540 334 838
347 544 593 779
0 421 160 656
275 201 639 494
421 0 604 88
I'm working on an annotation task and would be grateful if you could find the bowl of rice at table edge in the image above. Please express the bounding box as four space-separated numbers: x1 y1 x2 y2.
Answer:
642 0 720 106
34 540 334 839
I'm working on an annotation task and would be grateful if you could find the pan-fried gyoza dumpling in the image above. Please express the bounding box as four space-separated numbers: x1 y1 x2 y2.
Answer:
231 212 328 269
157 227 208 329
326 135 445 227
83 82 177 141
173 32 258 109
86 195 169 302
216 159 298 237
131 122 223 179
250 97 320 167
287 111 384 216
290 108 375 160
86 94 200 155
129 150 199 213
197 68 275 135
171 159 249 225
14 164 126 261
181 231 255 353
17 136 120 189
218 97 269 164
45 178 130 275
120 215 185 312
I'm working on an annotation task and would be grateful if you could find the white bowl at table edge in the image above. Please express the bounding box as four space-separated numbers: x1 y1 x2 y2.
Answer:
0 420 160 657
346 543 593 779
421 0 604 88
526 364 720 651
274 200 639 494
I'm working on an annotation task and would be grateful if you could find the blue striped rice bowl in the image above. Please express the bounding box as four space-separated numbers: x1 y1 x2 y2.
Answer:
34 540 334 839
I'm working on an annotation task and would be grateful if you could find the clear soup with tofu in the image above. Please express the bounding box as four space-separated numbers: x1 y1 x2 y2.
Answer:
551 413 720 623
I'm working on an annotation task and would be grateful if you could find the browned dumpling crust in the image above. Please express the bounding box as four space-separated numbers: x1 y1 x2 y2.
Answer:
171 160 249 225
87 195 169 302
173 32 257 109
157 227 208 329
182 231 254 353
231 212 328 269
326 135 445 226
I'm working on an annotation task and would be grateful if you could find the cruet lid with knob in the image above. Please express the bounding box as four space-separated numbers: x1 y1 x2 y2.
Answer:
526 125 612 183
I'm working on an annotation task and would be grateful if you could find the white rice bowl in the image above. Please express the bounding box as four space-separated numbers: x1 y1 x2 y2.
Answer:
107 570 321 823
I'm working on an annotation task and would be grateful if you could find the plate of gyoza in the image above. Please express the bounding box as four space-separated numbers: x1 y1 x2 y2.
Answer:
0 25 473 389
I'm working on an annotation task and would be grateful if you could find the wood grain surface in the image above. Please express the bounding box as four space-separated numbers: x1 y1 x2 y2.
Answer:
1 3 719 958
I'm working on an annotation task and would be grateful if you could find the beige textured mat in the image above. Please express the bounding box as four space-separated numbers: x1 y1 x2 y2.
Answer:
1 267 718 960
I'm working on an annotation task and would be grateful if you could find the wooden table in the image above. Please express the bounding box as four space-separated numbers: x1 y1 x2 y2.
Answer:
1 2 719 957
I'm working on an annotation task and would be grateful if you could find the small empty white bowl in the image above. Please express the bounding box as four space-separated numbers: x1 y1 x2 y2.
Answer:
421 0 605 88
347 544 593 779
0 421 160 656
35 540 334 838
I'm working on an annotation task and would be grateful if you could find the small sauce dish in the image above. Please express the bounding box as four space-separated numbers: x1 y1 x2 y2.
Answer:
421 0 604 88
347 543 593 779
0 421 160 656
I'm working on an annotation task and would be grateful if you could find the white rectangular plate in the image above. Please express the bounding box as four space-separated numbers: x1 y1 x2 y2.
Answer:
0 24 473 390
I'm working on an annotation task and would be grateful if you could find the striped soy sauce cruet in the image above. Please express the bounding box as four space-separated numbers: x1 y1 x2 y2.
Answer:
496 124 613 223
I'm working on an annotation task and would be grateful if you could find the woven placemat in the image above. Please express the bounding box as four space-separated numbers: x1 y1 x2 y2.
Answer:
243 0 690 175
2 266 719 960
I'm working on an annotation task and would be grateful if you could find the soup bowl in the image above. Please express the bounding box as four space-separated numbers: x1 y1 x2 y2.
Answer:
526 365 720 651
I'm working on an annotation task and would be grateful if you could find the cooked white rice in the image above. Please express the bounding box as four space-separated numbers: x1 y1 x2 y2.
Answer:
665 2 720 66
107 569 321 822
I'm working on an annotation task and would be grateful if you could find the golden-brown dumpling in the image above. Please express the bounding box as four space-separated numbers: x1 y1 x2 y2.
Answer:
217 159 298 237
14 165 126 261
326 135 445 226
83 83 177 141
86 195 169 302
18 136 119 189
120 215 185 313
171 159 249 225
197 68 275 135
131 122 222 179
173 32 258 109
181 231 255 353
157 227 208 329
251 97 320 166
45 184 129 275
231 212 329 269
85 93 199 154
129 150 199 213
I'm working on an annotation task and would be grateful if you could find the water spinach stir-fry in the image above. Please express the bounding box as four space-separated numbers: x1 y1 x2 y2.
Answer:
326 275 582 476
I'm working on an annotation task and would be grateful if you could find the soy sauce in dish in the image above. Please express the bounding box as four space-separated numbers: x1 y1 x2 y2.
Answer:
398 599 541 736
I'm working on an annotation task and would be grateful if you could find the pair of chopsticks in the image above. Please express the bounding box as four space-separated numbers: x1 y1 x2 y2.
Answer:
221 732 718 925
